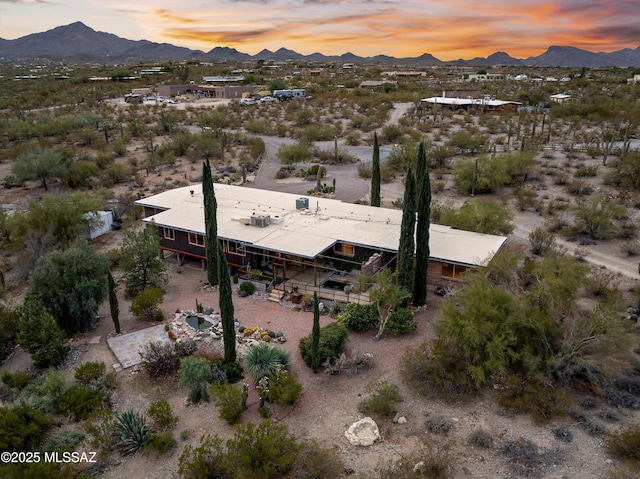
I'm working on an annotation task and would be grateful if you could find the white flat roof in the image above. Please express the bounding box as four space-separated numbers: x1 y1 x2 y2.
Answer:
136 184 506 265
420 97 521 107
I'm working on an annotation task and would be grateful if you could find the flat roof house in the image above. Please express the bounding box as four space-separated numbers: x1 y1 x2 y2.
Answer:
136 184 507 303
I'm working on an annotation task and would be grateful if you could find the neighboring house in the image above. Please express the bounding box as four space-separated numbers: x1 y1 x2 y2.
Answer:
550 93 572 104
135 184 506 302
627 74 640 85
157 84 255 99
421 95 521 113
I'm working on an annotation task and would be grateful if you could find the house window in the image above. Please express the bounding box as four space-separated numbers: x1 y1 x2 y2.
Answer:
226 241 246 256
163 228 175 241
441 263 467 280
334 242 355 257
188 232 205 247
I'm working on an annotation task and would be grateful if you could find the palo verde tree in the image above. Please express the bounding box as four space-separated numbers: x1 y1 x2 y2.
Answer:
120 223 168 298
11 147 68 191
371 132 381 207
203 157 219 286
372 269 411 340
413 142 431 307
396 168 416 298
28 239 109 334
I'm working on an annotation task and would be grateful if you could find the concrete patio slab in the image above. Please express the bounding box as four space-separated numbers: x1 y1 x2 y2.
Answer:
106 324 170 369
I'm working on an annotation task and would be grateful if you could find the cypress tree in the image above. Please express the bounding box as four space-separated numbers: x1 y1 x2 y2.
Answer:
218 245 236 363
397 168 416 298
311 291 320 373
413 142 431 307
108 272 120 334
371 132 381 207
202 158 218 286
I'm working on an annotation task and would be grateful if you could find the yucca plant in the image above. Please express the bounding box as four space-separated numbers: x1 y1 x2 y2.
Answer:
116 409 149 455
244 343 291 381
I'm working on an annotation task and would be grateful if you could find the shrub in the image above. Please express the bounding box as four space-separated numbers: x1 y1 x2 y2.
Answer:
401 339 478 400
337 303 379 331
357 380 404 417
501 437 549 477
214 358 244 384
528 227 557 256
116 410 149 456
177 434 228 479
268 369 303 406
386 307 417 336
57 385 104 421
372 438 455 479
145 431 176 455
130 288 164 321
2 370 31 390
295 438 345 479
180 357 213 403
74 361 106 384
212 383 245 424
259 405 272 418
494 374 570 423
426 414 453 433
299 321 348 369
553 424 573 443
43 429 86 453
245 343 291 381
139 341 180 377
225 420 300 479
146 399 178 432
174 340 198 357
469 428 494 449
0 405 53 451
604 424 640 463
239 281 255 296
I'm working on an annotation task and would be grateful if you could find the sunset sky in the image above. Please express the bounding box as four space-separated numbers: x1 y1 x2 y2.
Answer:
1 0 639 60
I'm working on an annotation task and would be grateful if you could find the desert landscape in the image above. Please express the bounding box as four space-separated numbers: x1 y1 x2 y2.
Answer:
1 58 640 479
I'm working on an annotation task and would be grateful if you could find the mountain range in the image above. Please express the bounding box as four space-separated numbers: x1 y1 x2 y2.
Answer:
2 22 640 67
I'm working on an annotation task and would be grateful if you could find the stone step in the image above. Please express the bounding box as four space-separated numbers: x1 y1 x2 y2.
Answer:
267 290 283 302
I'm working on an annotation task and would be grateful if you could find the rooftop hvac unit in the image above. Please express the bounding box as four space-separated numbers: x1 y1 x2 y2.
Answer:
296 197 309 209
250 214 271 228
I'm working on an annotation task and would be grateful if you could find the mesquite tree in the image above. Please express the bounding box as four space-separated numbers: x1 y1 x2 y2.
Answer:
413 142 431 307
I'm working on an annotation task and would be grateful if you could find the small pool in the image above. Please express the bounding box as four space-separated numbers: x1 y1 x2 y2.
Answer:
185 315 213 330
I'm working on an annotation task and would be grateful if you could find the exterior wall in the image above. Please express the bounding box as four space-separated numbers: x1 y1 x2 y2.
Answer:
160 229 206 259
425 260 468 289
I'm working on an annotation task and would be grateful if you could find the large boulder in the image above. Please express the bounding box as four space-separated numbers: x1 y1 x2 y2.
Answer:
344 417 380 446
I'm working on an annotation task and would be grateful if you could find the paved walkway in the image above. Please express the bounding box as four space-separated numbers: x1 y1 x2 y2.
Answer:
106 324 170 369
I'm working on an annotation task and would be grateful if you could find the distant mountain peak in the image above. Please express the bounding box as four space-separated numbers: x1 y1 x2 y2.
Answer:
0 22 639 66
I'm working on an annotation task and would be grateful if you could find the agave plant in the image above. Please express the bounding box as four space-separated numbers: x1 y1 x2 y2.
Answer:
244 343 291 381
116 409 149 455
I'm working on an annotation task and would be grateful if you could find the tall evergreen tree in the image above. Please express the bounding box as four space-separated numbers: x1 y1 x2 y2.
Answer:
203 158 219 286
311 292 320 373
108 272 120 334
413 142 431 307
397 168 416 298
218 243 236 364
371 132 381 207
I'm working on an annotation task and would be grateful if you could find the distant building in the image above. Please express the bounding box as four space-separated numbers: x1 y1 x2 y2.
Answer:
549 93 572 104
157 84 255 99
421 94 521 113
